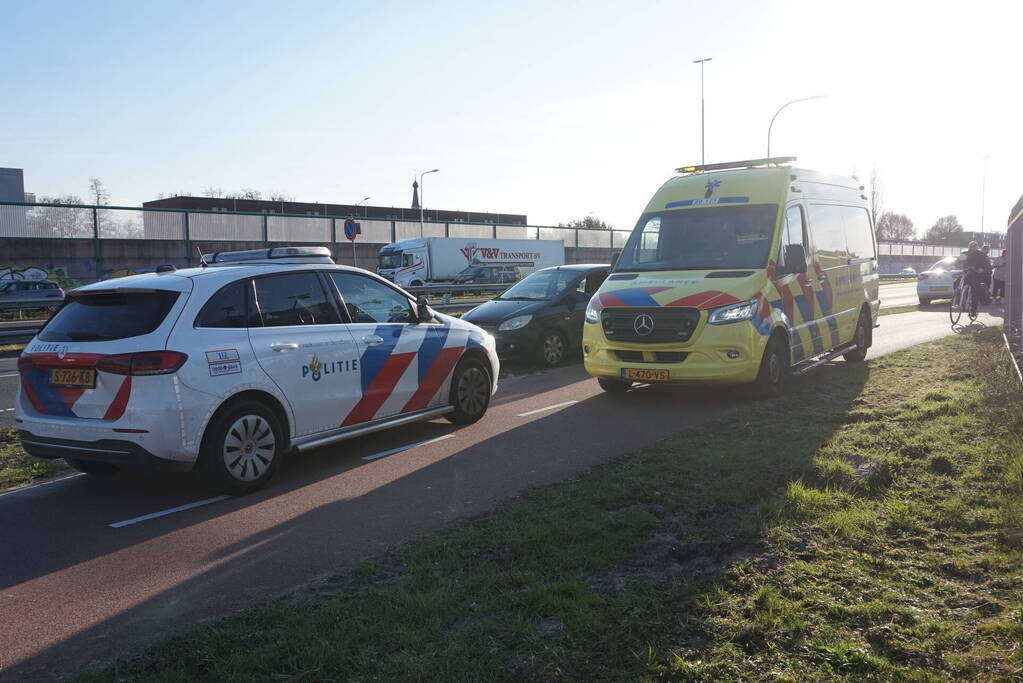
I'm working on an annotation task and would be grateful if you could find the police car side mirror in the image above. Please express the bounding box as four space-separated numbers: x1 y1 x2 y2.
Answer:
415 296 433 323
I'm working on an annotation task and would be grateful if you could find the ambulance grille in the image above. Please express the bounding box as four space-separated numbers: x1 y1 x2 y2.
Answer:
601 307 700 343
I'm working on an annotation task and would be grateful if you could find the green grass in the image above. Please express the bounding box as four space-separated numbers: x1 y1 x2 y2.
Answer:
0 428 67 489
0 343 25 354
79 331 1023 681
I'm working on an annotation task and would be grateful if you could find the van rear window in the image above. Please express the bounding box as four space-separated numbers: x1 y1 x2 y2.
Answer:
38 291 180 342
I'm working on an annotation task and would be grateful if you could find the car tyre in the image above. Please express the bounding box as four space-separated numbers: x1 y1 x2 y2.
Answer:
842 310 871 363
597 377 632 393
918 296 931 306
66 459 120 476
537 329 567 367
199 400 283 494
445 357 492 425
752 334 788 398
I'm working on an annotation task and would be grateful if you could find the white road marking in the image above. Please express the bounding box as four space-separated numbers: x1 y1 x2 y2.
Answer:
3 408 13 412
361 434 455 462
0 373 18 378
516 400 578 417
0 472 86 498
108 495 232 528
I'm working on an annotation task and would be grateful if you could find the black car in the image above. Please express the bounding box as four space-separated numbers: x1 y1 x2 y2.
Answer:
462 264 609 366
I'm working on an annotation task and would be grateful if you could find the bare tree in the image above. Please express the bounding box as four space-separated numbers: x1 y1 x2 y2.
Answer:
88 178 110 206
875 212 915 241
226 189 263 201
267 191 295 202
29 194 91 237
202 186 224 198
868 167 883 228
925 215 965 244
155 190 193 199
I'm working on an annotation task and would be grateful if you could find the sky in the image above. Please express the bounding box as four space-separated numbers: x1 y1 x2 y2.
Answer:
2 0 1021 235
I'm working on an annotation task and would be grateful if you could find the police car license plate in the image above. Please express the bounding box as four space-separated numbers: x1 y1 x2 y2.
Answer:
622 368 669 381
50 368 96 388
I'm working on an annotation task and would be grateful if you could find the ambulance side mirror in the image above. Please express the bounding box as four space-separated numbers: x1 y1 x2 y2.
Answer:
415 296 433 323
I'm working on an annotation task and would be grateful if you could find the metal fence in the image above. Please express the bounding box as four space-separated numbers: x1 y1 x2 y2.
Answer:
0 201 634 250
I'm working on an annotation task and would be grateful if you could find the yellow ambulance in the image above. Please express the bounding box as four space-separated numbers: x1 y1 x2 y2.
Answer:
583 157 879 396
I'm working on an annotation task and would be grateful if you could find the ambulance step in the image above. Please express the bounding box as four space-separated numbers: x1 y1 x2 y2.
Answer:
790 343 859 377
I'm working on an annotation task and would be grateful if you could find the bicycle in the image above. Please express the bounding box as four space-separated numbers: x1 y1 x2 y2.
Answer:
949 270 980 325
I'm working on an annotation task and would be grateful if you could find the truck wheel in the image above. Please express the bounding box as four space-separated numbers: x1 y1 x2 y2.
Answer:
842 311 871 363
537 330 567 367
752 335 788 398
918 296 932 306
597 377 632 393
410 280 424 287
445 358 492 425
66 459 120 476
199 400 283 493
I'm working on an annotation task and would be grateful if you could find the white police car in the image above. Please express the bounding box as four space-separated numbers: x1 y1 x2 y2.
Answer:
16 247 498 492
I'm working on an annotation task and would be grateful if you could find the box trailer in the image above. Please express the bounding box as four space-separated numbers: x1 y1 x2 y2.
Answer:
377 237 565 288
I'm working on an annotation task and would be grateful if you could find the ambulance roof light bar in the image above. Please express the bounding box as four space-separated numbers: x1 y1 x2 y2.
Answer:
676 156 797 175
200 246 334 266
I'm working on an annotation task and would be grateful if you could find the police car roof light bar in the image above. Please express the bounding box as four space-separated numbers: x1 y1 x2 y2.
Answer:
200 246 334 266
676 156 797 174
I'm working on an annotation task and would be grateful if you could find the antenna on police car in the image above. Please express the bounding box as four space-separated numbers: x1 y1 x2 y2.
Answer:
196 244 206 267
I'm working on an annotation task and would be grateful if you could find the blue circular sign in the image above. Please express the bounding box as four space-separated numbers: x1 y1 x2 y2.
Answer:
343 218 358 241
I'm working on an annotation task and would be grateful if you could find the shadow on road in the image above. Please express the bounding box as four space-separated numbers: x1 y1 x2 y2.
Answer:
3 355 871 680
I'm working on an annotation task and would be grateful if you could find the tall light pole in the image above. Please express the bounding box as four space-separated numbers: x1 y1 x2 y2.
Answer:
356 195 371 218
692 57 712 166
980 156 989 239
419 168 439 237
767 95 825 158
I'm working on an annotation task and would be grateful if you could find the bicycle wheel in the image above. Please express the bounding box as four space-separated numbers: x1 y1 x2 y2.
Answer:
949 286 962 325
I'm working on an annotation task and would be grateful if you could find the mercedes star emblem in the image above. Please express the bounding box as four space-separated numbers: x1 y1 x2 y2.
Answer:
633 314 655 336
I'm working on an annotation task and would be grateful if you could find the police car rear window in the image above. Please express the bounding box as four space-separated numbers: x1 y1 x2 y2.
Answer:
38 291 180 342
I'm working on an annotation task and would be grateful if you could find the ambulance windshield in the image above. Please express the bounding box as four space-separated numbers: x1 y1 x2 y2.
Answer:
616 204 778 272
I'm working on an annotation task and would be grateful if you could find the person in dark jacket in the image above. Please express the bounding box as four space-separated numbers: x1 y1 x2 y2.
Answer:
957 242 990 316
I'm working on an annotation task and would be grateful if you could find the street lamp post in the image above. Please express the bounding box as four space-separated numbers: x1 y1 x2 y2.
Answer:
692 57 712 166
419 169 439 237
767 95 825 158
980 156 989 239
356 195 371 218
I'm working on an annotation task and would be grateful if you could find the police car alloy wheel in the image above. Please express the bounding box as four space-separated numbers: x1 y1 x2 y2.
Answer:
201 401 283 492
445 359 491 424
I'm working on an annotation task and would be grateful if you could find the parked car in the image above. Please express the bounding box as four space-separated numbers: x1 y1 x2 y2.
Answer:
899 267 917 276
0 280 65 312
462 264 610 366
16 246 498 492
917 256 961 305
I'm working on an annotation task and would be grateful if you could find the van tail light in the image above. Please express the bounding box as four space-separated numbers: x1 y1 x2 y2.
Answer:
917 273 928 280
97 351 188 376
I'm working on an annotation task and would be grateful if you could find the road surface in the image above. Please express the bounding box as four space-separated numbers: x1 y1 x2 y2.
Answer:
879 280 921 309
0 308 1002 681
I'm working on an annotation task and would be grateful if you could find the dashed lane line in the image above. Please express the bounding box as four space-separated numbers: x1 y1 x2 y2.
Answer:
516 400 578 417
108 495 232 528
361 434 455 462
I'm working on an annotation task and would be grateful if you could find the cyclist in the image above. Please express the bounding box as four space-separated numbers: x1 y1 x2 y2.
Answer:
956 241 990 317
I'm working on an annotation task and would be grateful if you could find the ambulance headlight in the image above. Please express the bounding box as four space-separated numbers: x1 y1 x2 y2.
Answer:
498 315 532 331
708 299 757 325
585 302 600 324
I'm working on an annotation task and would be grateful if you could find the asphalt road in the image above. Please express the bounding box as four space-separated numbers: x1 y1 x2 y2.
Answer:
879 280 921 309
0 307 1002 681
0 357 18 429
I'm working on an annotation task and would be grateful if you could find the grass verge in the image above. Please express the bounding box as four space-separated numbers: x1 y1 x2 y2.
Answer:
0 428 67 489
879 303 920 316
80 331 1023 681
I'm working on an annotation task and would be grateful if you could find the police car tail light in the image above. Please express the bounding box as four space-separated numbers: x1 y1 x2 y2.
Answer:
17 354 36 373
97 351 188 376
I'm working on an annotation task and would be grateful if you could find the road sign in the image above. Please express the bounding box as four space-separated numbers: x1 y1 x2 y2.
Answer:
343 218 360 241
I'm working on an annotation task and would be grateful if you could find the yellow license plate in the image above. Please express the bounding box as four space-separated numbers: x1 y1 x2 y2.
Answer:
50 368 96 388
622 368 669 381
